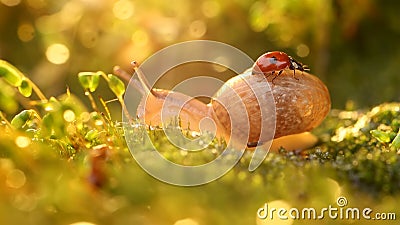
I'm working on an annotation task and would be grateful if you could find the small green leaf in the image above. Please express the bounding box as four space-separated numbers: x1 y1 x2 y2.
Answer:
41 112 65 138
85 129 99 141
390 130 400 149
11 109 38 129
0 66 7 76
370 129 391 143
18 79 33 97
41 113 54 136
107 74 125 97
0 91 18 113
0 60 23 87
0 80 18 113
78 72 100 92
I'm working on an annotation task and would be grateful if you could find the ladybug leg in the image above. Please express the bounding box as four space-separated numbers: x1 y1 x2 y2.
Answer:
271 70 283 83
293 70 300 81
289 66 300 81
288 59 301 81
265 70 275 83
266 70 274 78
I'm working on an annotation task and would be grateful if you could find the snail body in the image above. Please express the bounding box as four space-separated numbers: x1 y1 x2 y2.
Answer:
129 52 331 150
136 88 209 132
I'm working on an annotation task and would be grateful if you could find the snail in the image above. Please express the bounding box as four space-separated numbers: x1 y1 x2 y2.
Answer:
119 51 331 151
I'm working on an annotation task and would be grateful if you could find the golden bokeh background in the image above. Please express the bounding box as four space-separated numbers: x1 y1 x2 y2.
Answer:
1 0 400 109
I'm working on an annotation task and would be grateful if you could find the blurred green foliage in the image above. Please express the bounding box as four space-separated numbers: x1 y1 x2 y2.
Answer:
0 58 400 224
1 0 400 109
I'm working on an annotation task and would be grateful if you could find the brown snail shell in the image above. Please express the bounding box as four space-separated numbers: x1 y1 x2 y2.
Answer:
209 70 276 146
270 70 331 139
210 69 331 146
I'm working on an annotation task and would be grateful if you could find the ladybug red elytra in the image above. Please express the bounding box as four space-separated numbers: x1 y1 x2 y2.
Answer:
253 51 309 82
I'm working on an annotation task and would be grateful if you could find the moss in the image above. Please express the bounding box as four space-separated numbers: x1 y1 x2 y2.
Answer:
2 101 400 224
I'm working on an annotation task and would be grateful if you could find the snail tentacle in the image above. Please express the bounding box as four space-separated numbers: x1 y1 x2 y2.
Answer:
131 61 159 97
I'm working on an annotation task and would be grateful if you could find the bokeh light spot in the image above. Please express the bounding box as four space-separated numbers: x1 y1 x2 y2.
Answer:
69 222 97 225
95 120 103 126
256 200 293 225
325 178 342 200
46 43 70 64
113 0 134 20
62 2 83 25
202 0 220 18
153 18 179 42
11 193 38 211
1 0 21 7
296 44 310 57
188 20 207 38
17 23 35 42
6 169 26 189
0 159 14 171
249 1 269 32
63 109 76 122
80 112 91 122
174 218 199 225
15 136 31 148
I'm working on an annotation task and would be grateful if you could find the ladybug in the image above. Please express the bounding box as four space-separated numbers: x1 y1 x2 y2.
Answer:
253 51 309 82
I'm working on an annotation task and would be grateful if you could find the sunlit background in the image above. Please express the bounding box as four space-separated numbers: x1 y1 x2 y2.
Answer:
1 0 400 110
2 1 400 225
